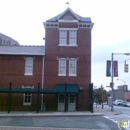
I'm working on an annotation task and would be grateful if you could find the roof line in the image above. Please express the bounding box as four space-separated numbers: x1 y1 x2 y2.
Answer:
56 7 80 20
0 53 45 56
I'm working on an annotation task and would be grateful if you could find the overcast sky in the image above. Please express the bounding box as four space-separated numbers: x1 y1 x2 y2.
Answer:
1 0 130 91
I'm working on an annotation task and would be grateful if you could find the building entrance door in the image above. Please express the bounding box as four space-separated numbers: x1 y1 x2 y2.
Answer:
68 94 76 111
58 94 65 111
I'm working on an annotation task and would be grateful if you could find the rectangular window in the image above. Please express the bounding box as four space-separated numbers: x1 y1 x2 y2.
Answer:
69 30 77 45
69 94 75 103
58 58 66 76
22 86 33 105
59 95 65 103
59 30 67 45
24 93 32 105
69 58 77 76
25 57 33 75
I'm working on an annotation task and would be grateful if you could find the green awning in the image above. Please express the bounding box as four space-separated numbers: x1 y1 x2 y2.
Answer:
0 84 79 94
0 88 56 94
39 88 56 94
56 84 79 93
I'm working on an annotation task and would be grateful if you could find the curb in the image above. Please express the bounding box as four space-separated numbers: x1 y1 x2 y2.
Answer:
0 112 104 117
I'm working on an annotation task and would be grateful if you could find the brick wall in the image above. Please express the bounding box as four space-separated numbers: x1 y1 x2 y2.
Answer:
0 55 43 111
44 22 92 111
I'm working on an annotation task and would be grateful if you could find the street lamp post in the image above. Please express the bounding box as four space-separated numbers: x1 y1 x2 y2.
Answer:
111 53 130 111
111 53 114 111
117 79 126 86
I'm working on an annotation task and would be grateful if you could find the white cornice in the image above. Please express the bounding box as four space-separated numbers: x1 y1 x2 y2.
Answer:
0 52 45 56
43 22 59 28
58 19 79 23
78 23 94 29
59 28 78 30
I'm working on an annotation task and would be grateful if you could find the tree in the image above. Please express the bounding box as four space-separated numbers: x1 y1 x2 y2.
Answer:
93 85 108 109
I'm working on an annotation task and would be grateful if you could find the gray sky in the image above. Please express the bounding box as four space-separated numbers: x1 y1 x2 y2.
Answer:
1 0 130 91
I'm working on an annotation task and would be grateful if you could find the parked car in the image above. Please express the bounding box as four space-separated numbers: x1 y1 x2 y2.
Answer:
113 100 123 106
126 102 130 107
120 101 129 107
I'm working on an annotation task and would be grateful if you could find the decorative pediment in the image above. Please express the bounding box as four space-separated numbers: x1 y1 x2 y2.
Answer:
44 7 93 29
46 7 92 23
57 8 80 21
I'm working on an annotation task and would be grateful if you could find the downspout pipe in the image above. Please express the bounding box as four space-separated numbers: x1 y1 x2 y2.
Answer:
41 55 44 111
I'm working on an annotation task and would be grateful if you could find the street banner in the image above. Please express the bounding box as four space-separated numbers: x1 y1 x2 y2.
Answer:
114 61 118 77
106 60 111 77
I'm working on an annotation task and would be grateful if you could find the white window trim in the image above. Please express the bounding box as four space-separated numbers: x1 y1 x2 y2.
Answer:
58 44 78 47
69 30 77 45
68 58 77 76
68 74 77 76
59 30 67 45
58 58 66 76
58 74 66 76
24 73 33 76
59 28 78 46
22 85 34 106
59 28 78 30
24 57 33 76
23 93 32 106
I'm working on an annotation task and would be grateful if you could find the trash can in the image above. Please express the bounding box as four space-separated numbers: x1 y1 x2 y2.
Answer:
108 97 112 107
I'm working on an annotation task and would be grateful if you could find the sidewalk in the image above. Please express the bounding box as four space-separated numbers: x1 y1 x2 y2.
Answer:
93 104 122 116
0 111 103 117
0 105 122 117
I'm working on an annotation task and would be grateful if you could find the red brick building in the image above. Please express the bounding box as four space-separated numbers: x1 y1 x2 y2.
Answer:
0 8 93 112
125 92 130 101
0 46 44 111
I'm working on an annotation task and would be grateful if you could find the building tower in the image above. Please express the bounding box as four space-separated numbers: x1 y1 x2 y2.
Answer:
44 8 93 111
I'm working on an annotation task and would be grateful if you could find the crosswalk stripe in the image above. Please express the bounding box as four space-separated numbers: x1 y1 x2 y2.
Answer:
95 121 111 130
103 116 117 124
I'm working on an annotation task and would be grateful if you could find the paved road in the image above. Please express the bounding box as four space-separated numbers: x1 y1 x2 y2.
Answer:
102 105 130 130
113 105 130 116
0 116 120 130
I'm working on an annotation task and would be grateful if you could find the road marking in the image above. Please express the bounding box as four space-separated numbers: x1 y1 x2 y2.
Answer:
103 116 118 124
95 121 111 130
103 116 109 119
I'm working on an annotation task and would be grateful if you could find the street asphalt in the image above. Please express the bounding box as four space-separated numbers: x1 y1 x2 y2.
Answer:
0 105 126 130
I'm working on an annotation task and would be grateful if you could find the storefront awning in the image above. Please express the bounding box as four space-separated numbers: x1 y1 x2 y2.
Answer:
0 84 79 94
0 88 56 94
56 84 79 93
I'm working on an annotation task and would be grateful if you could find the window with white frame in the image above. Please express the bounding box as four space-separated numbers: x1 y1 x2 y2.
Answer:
69 58 77 76
59 29 77 46
58 58 66 76
59 30 67 45
22 86 33 105
25 57 33 75
69 30 77 45
24 93 32 105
